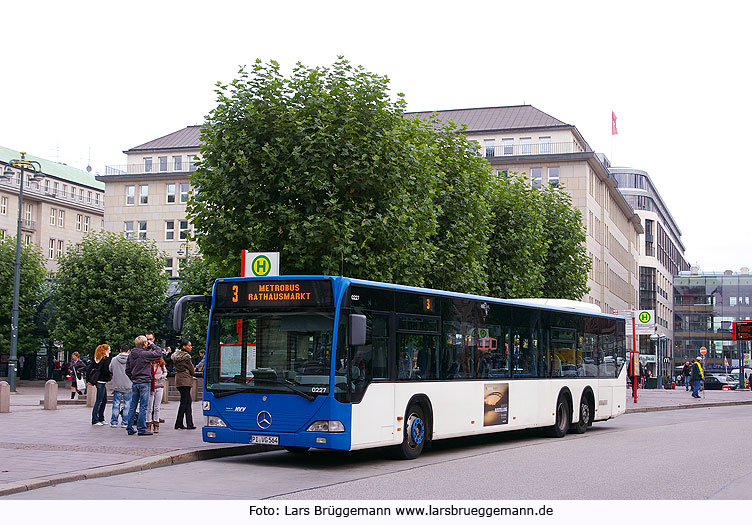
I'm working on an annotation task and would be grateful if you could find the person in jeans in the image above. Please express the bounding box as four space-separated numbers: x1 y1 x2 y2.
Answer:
145 357 167 433
682 361 692 391
691 356 704 399
109 344 133 427
172 339 196 430
125 335 162 435
87 344 112 426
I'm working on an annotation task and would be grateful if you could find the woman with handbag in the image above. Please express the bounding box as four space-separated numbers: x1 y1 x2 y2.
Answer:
87 344 112 426
172 339 196 430
70 351 87 399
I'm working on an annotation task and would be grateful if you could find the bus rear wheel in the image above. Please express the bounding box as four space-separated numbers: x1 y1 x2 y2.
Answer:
547 396 570 438
571 395 591 434
398 404 427 460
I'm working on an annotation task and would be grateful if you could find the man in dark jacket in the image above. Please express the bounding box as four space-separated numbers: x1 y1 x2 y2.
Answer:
125 335 162 435
691 357 704 399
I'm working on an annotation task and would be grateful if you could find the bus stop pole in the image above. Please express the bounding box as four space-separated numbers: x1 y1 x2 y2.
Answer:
633 314 638 403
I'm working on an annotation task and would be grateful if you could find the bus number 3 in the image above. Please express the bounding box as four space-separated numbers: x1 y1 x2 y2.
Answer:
232 284 239 302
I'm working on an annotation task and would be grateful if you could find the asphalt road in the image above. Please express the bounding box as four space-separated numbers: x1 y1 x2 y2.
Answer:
6 405 752 500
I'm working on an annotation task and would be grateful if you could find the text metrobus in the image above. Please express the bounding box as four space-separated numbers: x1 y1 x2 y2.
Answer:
174 275 627 459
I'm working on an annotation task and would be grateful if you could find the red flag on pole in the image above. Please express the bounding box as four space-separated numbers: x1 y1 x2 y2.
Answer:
612 111 618 135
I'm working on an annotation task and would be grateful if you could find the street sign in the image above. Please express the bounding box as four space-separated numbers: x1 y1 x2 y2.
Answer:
700 346 707 356
241 251 280 277
635 310 655 334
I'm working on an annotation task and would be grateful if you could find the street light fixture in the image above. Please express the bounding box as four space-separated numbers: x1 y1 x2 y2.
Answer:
176 242 190 258
1 153 43 392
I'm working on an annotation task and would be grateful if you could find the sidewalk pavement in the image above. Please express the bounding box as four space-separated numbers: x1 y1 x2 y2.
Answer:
1 381 752 497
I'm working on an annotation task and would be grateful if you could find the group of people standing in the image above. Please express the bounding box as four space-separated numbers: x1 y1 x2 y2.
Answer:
681 357 705 398
69 334 197 436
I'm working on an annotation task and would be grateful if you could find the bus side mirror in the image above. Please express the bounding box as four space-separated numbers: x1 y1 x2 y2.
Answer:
173 295 212 332
349 314 366 346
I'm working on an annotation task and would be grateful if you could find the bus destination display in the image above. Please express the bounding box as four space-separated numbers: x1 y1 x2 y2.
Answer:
733 320 752 340
215 280 333 309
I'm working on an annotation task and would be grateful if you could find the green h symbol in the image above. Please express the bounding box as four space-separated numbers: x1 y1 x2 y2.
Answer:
252 255 271 276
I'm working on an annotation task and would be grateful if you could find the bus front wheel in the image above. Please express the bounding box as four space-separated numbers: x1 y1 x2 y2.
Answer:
398 404 427 460
547 396 570 438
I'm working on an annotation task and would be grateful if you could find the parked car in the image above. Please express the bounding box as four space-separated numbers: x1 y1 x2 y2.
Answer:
704 374 737 390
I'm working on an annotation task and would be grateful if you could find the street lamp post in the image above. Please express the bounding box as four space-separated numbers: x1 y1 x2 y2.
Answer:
176 242 190 258
1 153 43 392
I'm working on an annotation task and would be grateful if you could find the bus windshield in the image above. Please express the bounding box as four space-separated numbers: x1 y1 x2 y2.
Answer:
206 312 337 398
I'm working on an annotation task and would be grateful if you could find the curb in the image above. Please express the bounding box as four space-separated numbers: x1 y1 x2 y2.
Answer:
625 399 752 414
0 444 275 497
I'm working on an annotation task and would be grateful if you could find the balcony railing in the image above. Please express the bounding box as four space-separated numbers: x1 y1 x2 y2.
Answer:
481 141 586 158
0 177 104 210
103 162 198 176
21 219 36 232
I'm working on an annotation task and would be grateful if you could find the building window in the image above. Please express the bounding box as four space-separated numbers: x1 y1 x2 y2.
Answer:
124 221 134 239
138 221 147 240
62 184 67 197
58 209 65 227
95 193 100 205
179 220 189 240
53 182 59 195
548 167 560 188
164 258 174 277
84 216 90 233
173 156 182 171
165 220 175 240
0 196 6 215
24 203 32 223
79 188 84 201
159 156 167 171
180 183 189 203
44 180 50 194
87 191 92 203
77 214 82 231
23 235 30 245
188 155 197 171
57 240 64 259
49 239 55 259
484 139 495 157
503 138 514 155
70 186 75 199
125 185 135 206
0 229 5 239
539 136 551 154
520 138 531 155
166 183 176 203
50 208 57 226
139 185 148 205
144 157 153 173
531 168 542 189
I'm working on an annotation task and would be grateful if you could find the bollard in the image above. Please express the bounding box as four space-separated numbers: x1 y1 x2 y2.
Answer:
87 384 96 407
44 380 59 410
0 381 10 413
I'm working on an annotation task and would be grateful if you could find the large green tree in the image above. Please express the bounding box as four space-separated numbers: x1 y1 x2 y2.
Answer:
486 175 590 299
190 58 442 285
175 254 222 352
50 232 168 355
0 237 48 357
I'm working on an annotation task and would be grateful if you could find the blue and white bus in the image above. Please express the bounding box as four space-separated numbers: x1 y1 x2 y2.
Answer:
174 275 627 459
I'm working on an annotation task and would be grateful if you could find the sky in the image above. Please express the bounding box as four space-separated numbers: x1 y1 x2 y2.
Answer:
2 0 750 271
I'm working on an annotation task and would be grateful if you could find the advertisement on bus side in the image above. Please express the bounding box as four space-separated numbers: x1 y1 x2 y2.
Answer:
483 383 509 426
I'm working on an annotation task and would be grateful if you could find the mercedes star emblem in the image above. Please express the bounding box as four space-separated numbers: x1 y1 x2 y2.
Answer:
257 411 272 429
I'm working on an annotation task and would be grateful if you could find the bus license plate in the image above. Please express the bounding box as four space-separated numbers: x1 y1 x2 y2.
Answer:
251 435 279 445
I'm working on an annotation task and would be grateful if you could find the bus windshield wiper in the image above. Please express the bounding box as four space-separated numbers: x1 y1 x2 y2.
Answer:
251 378 315 401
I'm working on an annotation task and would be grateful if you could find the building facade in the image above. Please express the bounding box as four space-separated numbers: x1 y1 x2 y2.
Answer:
98 126 201 276
611 167 689 379
0 146 105 272
407 105 643 319
674 268 752 374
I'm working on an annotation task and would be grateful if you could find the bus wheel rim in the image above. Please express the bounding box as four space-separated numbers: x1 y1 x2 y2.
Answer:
408 415 425 447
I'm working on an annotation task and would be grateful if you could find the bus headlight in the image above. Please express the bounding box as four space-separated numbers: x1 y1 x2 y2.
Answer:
306 420 345 433
206 416 227 427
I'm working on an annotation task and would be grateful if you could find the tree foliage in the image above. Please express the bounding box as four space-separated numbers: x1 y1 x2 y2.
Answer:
190 57 590 301
0 237 48 356
175 254 222 352
50 232 168 355
486 175 590 299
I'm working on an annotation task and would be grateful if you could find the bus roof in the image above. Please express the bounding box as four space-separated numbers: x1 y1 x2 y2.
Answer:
216 275 621 320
